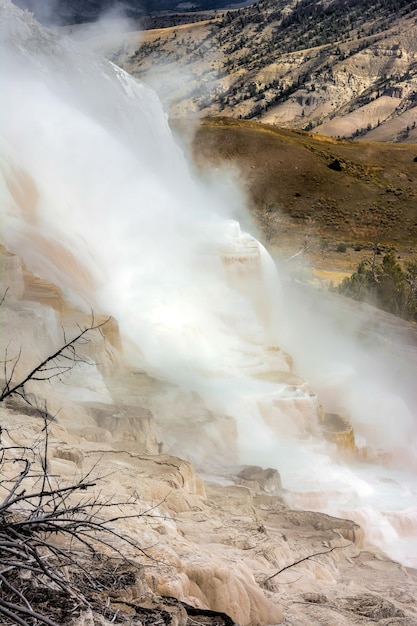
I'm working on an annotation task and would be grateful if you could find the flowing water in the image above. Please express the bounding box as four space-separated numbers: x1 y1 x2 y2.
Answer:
1 1 416 568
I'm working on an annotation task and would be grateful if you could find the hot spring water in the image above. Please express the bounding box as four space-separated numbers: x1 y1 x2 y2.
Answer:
1 1 416 567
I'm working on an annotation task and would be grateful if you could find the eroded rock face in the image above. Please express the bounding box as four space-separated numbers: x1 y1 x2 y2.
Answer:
1 249 417 626
237 465 282 492
87 402 160 453
321 412 355 454
114 8 417 143
148 386 240 467
2 396 417 626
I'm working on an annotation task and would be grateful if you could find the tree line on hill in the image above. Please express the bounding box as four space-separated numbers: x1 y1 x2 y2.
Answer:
336 249 417 321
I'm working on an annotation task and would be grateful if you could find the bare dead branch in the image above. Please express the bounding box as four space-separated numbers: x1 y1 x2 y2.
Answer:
0 411 163 625
0 287 9 307
0 316 111 403
0 599 60 626
0 311 172 624
0 602 33 626
0 459 31 509
263 543 351 583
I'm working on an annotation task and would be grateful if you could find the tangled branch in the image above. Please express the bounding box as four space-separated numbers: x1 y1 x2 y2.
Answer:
263 543 351 583
0 312 161 624
0 412 161 625
0 315 111 403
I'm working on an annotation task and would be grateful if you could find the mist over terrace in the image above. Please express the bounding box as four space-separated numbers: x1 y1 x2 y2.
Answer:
1 0 417 575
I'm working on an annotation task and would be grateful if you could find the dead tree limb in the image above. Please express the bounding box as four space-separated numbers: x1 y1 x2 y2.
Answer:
263 543 351 583
0 416 162 626
0 288 9 308
0 313 165 625
0 315 111 403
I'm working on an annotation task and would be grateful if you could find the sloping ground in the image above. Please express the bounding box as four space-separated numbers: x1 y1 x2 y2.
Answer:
1 247 417 626
184 117 417 280
98 0 417 142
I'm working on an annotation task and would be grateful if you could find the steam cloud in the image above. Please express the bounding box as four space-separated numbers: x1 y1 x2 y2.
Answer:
1 0 416 567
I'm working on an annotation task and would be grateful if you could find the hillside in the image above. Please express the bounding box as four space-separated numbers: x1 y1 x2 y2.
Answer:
1 3 417 623
100 0 417 142
182 117 417 283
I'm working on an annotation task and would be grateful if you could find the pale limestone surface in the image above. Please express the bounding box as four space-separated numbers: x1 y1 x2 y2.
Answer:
1 251 416 626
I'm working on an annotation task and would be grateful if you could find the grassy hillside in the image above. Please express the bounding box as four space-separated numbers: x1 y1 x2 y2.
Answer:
186 117 417 283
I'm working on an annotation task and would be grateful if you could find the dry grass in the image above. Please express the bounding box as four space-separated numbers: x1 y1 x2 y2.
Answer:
185 117 417 282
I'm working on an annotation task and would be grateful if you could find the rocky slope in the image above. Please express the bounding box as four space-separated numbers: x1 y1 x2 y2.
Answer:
96 0 417 142
1 247 417 626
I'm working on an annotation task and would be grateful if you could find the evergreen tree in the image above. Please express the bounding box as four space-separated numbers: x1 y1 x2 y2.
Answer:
337 250 417 320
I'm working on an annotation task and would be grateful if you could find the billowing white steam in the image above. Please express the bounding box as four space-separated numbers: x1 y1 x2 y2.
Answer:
1 1 416 567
